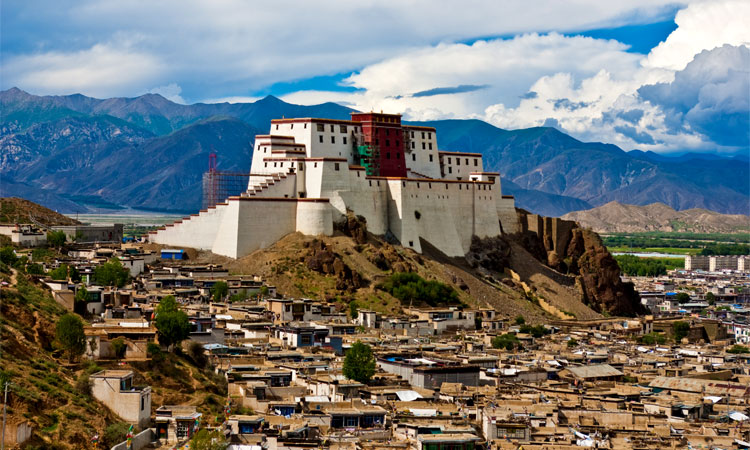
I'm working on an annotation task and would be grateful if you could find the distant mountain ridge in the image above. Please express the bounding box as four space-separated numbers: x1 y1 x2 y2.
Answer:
1 88 748 216
561 201 750 233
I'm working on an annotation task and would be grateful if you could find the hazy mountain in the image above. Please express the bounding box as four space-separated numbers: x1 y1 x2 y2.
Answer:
561 201 750 233
2 88 748 215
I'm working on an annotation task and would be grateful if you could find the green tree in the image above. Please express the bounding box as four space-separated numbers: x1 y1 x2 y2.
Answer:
211 281 228 302
110 337 127 361
514 315 526 325
75 286 89 303
639 332 667 345
47 230 67 248
259 286 270 298
69 266 81 283
155 297 190 351
49 264 69 281
491 333 519 351
56 313 86 362
93 258 129 287
567 338 578 348
676 293 691 304
727 345 749 354
520 324 550 338
156 295 179 314
343 341 376 383
349 301 359 319
705 292 716 305
673 321 690 342
0 246 17 265
26 263 44 275
188 341 208 368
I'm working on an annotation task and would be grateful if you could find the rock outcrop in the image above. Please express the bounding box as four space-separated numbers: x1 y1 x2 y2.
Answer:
514 209 645 317
303 239 363 291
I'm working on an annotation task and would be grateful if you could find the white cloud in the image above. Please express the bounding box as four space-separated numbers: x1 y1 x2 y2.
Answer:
280 0 748 152
146 83 185 104
2 42 164 98
2 0 682 100
644 0 750 70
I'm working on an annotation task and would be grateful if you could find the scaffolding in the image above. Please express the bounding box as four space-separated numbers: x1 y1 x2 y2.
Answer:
201 153 252 209
353 132 380 176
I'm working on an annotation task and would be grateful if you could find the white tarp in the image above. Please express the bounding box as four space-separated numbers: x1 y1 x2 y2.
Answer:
729 411 749 421
396 390 423 401
411 408 437 417
703 396 722 404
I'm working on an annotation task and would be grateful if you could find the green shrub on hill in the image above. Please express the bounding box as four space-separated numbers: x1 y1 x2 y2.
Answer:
377 272 459 306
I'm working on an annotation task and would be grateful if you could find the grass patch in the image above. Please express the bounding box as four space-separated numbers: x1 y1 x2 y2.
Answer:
377 272 461 307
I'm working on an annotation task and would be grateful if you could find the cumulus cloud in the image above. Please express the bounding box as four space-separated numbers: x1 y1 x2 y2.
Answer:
412 85 489 97
1 0 680 101
2 42 163 98
638 44 750 146
146 83 185 104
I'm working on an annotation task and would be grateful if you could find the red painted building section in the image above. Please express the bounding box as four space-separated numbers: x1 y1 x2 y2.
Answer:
351 112 407 177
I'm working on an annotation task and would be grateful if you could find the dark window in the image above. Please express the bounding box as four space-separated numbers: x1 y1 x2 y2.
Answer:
429 155 433 162
466 158 469 165
340 125 347 133
411 131 414 138
448 157 451 163
331 136 335 144
457 159 460 166
474 159 478 166
422 142 426 150
421 132 425 139
386 139 390 146
429 143 433 150
330 124 334 132
335 163 340 171
343 137 347 145
449 167 452 173
304 123 307 128
412 154 416 161
396 152 400 159
319 135 323 143
386 129 390 136
317 123 324 132
411 142 415 149
290 123 293 129
275 124 279 130
387 153 391 159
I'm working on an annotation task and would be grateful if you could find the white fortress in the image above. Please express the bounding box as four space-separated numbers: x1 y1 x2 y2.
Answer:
149 112 518 258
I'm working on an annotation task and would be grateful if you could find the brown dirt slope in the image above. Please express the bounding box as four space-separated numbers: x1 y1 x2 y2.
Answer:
1 196 81 226
145 216 602 323
562 201 750 233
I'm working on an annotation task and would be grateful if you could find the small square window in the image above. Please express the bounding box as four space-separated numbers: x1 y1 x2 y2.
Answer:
276 124 279 130
386 139 390 146
340 125 347 133
466 158 469 165
290 123 293 129
457 159 461 166
317 123 324 132
386 152 391 159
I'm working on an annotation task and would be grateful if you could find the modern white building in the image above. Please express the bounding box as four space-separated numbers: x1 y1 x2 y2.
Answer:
150 112 518 258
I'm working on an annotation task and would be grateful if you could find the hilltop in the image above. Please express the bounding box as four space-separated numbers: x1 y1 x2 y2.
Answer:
2 88 748 215
0 197 81 226
562 201 750 234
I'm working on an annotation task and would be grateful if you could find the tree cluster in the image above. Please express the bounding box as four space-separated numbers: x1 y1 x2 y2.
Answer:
154 296 191 351
377 272 459 306
343 341 376 383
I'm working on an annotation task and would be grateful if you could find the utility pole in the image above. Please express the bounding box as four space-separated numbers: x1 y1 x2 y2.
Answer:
1 381 8 450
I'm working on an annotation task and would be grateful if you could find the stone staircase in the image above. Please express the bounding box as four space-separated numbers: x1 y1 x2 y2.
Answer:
243 173 294 198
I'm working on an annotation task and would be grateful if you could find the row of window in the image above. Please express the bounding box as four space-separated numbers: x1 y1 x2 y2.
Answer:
445 157 479 166
319 135 348 145
273 123 360 133
411 153 434 162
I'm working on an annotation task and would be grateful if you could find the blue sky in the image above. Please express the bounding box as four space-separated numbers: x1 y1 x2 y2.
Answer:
1 0 748 152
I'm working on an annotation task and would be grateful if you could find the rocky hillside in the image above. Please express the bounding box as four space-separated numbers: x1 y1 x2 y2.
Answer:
561 201 750 233
0 197 81 226
147 212 642 319
0 267 227 448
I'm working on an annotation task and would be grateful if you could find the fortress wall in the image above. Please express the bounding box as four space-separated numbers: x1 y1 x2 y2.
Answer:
296 201 334 236
212 198 299 258
339 171 389 235
497 197 519 234
150 204 228 250
252 173 297 198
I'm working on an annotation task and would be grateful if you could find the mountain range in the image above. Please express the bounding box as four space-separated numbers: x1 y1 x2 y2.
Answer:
1 87 748 216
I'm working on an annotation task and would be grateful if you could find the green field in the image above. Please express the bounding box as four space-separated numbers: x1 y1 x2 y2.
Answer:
607 246 700 255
